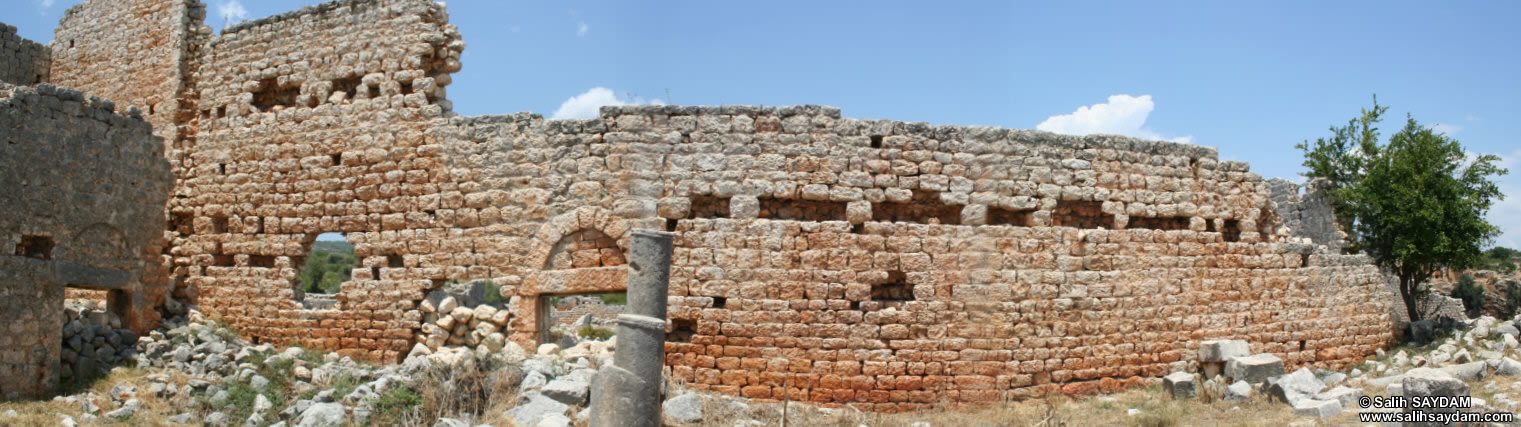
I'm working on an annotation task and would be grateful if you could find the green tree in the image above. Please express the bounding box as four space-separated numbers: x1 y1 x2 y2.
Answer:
1294 97 1389 251
1299 97 1508 322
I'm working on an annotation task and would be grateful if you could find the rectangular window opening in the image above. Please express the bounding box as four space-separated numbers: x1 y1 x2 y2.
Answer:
1051 200 1112 229
873 190 961 225
1127 216 1190 231
757 197 847 222
15 235 53 260
1223 220 1241 242
987 207 1034 227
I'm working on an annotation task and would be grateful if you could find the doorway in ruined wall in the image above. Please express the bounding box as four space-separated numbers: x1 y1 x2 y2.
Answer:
530 228 630 347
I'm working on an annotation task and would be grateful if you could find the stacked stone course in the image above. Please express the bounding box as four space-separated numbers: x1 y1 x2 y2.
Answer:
5 0 1397 408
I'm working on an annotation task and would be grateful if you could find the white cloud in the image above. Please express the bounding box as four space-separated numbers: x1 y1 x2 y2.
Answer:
1036 94 1192 144
39 0 56 8
1432 123 1463 135
551 87 665 120
577 21 589 37
215 0 248 28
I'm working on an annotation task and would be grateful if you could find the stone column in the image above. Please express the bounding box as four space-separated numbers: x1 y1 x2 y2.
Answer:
590 229 672 427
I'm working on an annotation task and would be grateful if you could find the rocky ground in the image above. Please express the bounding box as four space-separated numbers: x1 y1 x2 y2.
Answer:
10 310 1521 426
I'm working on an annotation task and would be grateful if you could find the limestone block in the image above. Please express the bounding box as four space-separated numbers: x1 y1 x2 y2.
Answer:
1225 353 1283 384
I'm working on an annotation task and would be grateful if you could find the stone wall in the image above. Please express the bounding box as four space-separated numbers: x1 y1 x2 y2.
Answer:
0 83 172 399
48 0 208 147
16 0 1399 408
0 23 50 85
1268 178 1346 253
168 0 464 362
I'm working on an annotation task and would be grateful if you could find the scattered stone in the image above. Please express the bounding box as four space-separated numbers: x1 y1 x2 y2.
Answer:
537 343 561 356
1225 353 1284 384
207 412 228 426
505 392 570 427
541 377 590 405
296 402 346 427
1162 372 1196 399
1224 380 1251 402
1266 368 1325 404
1290 399 1342 418
1495 358 1521 376
1442 361 1490 382
536 413 571 427
254 394 273 413
433 418 469 427
1403 368 1470 419
168 413 193 424
1314 386 1363 409
664 393 704 423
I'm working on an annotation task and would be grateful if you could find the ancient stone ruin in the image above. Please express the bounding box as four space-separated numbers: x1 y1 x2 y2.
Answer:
1 0 1396 409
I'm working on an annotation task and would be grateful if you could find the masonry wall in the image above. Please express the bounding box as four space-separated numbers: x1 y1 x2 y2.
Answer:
48 0 207 147
0 83 172 399
0 24 50 85
170 0 464 361
22 0 1396 409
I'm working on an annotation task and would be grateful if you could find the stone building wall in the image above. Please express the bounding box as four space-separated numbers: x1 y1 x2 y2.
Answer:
0 23 50 85
0 83 172 399
48 0 207 147
15 0 1397 408
168 0 464 362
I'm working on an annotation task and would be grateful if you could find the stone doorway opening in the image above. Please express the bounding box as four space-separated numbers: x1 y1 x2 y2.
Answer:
537 292 627 349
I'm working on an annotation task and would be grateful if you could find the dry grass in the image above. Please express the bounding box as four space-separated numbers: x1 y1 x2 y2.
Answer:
0 367 195 426
672 383 1393 427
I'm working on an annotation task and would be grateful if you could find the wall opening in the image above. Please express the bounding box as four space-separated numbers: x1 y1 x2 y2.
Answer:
687 195 730 219
668 318 697 343
16 235 54 260
251 77 299 112
1223 220 1241 242
293 232 355 309
870 270 914 302
1127 216 1190 231
874 190 961 225
870 135 883 148
987 207 1034 226
417 277 511 350
539 292 626 347
1051 200 1112 229
757 197 846 222
60 287 128 389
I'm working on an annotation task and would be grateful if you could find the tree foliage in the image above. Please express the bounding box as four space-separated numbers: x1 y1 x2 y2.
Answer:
1298 96 1508 322
300 248 355 294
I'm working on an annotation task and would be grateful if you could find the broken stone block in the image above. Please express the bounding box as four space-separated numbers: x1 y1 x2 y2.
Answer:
1266 368 1325 404
1225 353 1284 384
1200 340 1251 363
1224 380 1251 402
1314 386 1363 409
1162 371 1195 400
1290 399 1342 418
1441 361 1489 382
1402 368 1469 420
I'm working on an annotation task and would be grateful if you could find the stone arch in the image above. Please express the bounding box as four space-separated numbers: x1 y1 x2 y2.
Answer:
66 222 128 266
514 207 634 347
525 206 631 270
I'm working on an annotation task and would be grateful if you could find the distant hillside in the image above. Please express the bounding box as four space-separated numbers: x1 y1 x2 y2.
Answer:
313 240 354 253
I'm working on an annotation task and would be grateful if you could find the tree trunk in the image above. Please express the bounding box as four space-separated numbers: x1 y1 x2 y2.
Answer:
1401 274 1422 323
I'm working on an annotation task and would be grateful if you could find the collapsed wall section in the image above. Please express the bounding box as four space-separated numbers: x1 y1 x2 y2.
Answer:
171 0 463 361
0 23 50 85
0 83 172 399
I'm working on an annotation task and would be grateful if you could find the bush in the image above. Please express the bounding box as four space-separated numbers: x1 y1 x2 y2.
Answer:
577 325 615 340
1452 274 1485 318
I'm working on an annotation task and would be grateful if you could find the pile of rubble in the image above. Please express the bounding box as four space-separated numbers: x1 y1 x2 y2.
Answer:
1164 315 1521 420
59 300 139 384
416 294 511 351
25 307 716 426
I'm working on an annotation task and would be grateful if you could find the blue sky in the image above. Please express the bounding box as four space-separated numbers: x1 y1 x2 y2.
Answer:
10 0 1520 248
